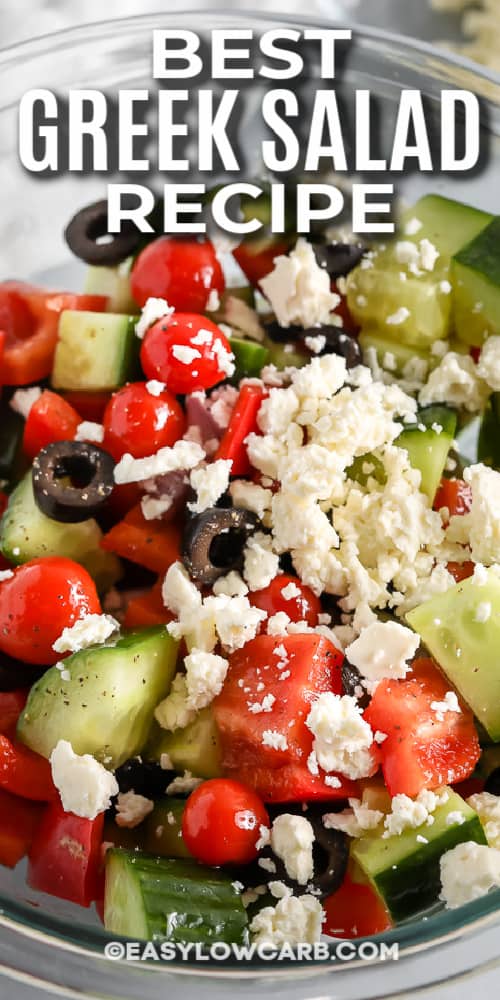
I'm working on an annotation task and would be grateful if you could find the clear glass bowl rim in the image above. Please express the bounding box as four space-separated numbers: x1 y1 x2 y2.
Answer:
0 7 499 988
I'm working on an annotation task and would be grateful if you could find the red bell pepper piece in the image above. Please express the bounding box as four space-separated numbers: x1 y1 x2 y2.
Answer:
23 390 82 460
323 873 392 938
214 384 267 476
62 391 111 423
0 690 28 739
447 561 475 583
123 579 174 629
101 503 182 575
232 238 291 287
0 788 44 868
364 658 481 798
0 734 57 801
28 803 104 906
433 478 472 517
0 282 107 385
232 762 358 803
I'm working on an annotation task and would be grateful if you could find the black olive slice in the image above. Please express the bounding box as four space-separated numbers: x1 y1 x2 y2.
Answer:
264 320 303 344
182 507 260 586
64 199 141 266
485 768 500 796
314 243 366 280
342 659 370 710
299 326 361 368
114 757 173 800
32 440 115 523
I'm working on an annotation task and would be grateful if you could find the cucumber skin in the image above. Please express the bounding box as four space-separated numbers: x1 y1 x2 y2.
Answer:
146 707 223 779
52 311 140 392
17 628 179 768
396 405 456 501
104 848 248 944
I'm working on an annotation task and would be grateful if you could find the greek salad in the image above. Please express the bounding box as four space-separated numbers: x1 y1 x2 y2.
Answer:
2 190 500 947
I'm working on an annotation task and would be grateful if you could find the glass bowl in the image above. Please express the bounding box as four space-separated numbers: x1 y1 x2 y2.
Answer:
1 10 500 998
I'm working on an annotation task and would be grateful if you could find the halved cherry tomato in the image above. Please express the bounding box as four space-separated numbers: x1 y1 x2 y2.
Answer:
249 574 322 628
232 762 358 803
433 478 472 517
0 557 101 665
0 735 57 801
364 657 481 798
131 237 225 311
213 634 344 770
214 384 267 476
141 313 234 394
28 803 104 906
233 237 291 287
103 381 185 460
123 580 173 629
0 788 44 868
101 503 182 575
0 690 28 739
323 873 392 938
182 778 269 866
0 282 106 385
23 390 81 460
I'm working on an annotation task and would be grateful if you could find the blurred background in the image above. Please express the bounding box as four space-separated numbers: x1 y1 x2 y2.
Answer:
0 0 498 73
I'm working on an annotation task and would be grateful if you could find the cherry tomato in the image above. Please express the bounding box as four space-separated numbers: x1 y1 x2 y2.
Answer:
0 557 101 665
140 314 234 394
130 237 225 311
249 574 322 627
181 778 269 867
103 381 186 461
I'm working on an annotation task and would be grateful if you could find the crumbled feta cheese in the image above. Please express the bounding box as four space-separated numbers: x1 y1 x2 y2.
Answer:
440 842 500 908
0 569 14 582
154 673 196 732
115 790 154 828
324 796 384 838
162 562 201 617
211 337 235 378
259 239 340 328
160 752 174 770
404 217 423 236
235 810 259 831
271 814 315 885
477 336 500 392
306 693 375 780
419 239 440 272
280 581 301 600
212 571 249 597
250 893 324 945
416 835 429 844
230 480 273 522
468 792 500 849
439 280 452 294
383 789 449 838
164 564 266 653
182 648 229 711
304 334 326 354
140 494 173 521
248 693 276 714
463 464 500 564
262 730 288 751
53 614 119 654
135 298 173 339
172 345 202 366
50 740 118 820
475 601 492 623
446 810 466 826
420 353 489 413
74 421 105 443
243 531 280 592
258 857 277 874
145 379 166 396
188 459 232 513
165 771 203 795
430 691 461 722
345 620 419 682
9 386 42 419
256 825 271 850
114 440 204 484
386 307 410 326
206 289 220 312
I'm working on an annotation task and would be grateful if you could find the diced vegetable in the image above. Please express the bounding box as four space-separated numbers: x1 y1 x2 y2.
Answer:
23 390 81 461
396 405 457 501
143 799 191 859
28 803 104 906
52 311 139 391
229 337 270 380
0 734 57 801
84 258 138 314
101 503 183 575
214 384 266 476
147 707 222 779
453 218 500 346
323 872 392 938
0 789 43 868
0 690 28 739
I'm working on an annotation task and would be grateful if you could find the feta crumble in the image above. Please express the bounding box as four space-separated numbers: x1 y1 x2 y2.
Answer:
52 614 119 654
172 345 202 366
9 386 42 419
165 771 203 795
440 842 500 908
259 239 340 328
145 379 167 396
271 814 315 885
345 620 419 682
114 440 204 484
262 730 288 751
468 792 500 849
430 691 461 722
140 495 173 521
74 421 105 444
188 459 232 513
306 693 375 780
135 298 173 340
50 740 118 820
250 893 324 945
115 791 154 828
386 307 410 326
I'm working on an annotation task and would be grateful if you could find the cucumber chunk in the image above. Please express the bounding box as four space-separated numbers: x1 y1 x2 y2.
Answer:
144 798 192 858
104 848 248 943
17 627 178 767
478 392 500 469
407 195 492 259
453 218 500 345
407 570 500 741
84 258 138 314
351 789 486 921
359 330 431 376
0 472 120 590
146 708 223 779
396 405 457 501
52 310 139 391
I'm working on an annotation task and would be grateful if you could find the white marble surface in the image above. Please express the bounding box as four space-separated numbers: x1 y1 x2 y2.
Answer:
0 2 497 999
